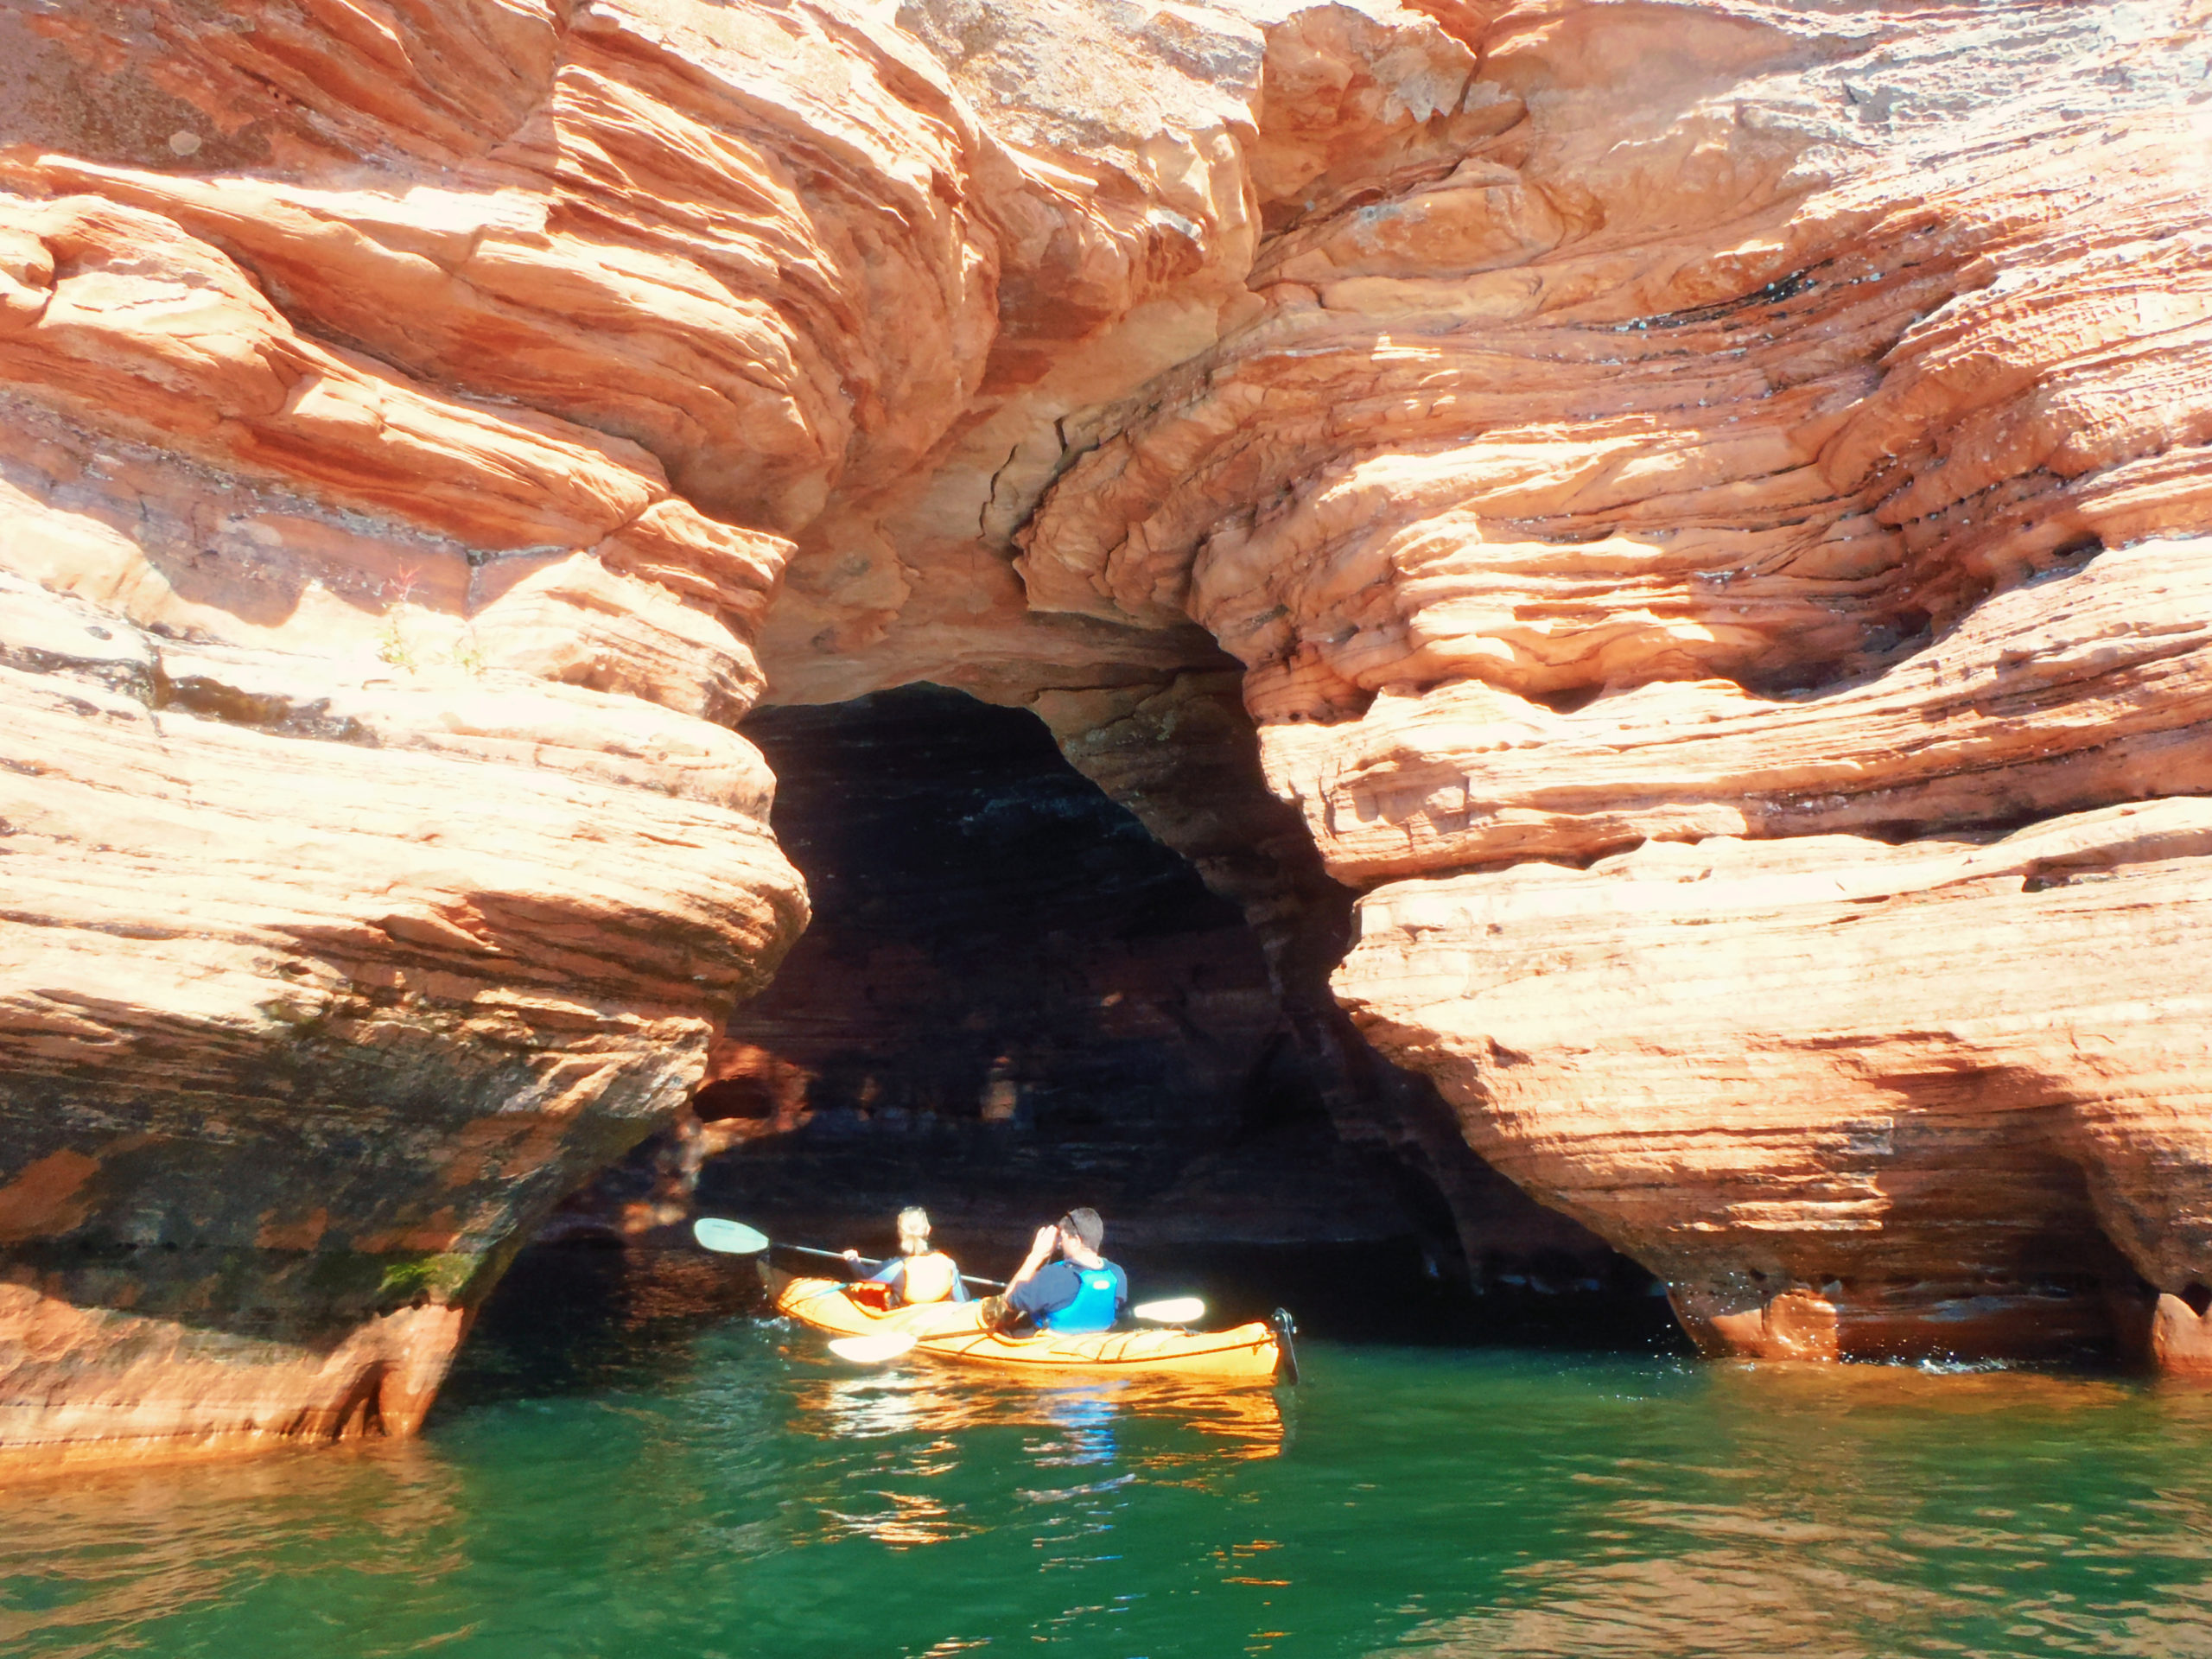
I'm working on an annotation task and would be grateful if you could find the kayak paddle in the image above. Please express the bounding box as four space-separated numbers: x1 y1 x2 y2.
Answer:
690 1216 1007 1289
1132 1296 1205 1325
827 1332 918 1363
692 1217 769 1255
693 1217 880 1269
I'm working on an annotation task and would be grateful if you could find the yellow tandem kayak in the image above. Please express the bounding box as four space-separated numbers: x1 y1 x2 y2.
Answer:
768 1271 1294 1381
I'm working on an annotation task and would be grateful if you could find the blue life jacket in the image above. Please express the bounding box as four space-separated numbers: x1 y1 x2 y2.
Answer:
1041 1265 1122 1334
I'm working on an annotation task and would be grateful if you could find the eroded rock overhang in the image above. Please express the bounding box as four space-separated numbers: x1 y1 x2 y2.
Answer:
2 0 2210 1462
1008 1 2212 1365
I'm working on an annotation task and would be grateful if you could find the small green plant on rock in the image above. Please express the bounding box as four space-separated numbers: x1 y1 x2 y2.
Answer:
378 563 423 671
375 1249 475 1308
448 626 486 676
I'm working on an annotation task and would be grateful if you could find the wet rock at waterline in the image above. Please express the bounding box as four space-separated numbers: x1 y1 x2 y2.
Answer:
3 0 2211 1462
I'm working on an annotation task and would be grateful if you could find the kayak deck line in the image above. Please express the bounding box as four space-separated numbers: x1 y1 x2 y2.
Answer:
768 1272 1289 1381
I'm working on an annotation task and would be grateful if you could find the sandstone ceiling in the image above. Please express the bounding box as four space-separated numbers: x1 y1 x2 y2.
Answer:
2 0 2210 1459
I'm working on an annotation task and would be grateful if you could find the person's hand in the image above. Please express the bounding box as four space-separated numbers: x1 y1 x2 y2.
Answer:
1007 1222 1060 1290
842 1249 861 1262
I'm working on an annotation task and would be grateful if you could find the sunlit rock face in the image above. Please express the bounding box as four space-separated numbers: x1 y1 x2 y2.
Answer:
0 0 1333 1459
0 1 842 1459
1014 3 2212 1363
3 0 2209 1465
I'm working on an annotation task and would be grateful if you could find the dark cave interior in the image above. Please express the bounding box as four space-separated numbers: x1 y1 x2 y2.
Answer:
705 683 1418 1253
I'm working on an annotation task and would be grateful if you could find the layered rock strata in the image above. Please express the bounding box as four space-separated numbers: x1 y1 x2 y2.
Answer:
0 0 1351 1456
0 1 842 1458
3 0 2210 1465
1014 4 2212 1361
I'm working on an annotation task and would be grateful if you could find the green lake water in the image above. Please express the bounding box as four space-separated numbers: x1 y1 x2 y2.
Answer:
8 1269 2212 1659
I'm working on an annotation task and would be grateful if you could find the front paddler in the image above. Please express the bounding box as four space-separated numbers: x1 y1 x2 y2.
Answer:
843 1206 969 1306
982 1207 1127 1334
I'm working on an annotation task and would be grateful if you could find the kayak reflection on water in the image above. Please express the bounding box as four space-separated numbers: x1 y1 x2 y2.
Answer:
785 1371 1284 1553
788 1370 1286 1466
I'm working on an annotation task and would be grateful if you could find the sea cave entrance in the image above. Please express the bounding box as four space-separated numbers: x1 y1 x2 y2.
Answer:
458 687 1673 1398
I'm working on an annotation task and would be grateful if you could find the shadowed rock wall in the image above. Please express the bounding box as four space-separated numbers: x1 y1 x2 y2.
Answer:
696 683 1425 1248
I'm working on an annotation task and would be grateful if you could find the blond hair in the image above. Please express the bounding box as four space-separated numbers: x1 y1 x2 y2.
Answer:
895 1207 956 1302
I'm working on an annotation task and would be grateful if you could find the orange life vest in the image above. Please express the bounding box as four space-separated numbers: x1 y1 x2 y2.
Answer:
899 1250 959 1304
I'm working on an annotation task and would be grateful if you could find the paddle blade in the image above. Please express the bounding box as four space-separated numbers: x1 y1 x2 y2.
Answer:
1132 1296 1205 1325
692 1217 769 1255
827 1332 918 1364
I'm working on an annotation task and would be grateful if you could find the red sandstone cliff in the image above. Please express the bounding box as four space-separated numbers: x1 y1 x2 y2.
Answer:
2 0 2209 1459
1012 0 2212 1365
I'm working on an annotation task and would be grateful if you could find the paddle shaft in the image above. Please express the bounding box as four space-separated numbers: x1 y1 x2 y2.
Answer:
776 1240 1006 1292
772 1238 1193 1317
703 1223 1199 1321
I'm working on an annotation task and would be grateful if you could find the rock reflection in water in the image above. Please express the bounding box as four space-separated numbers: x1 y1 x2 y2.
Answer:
0 1444 460 1659
1372 1362 2212 1659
